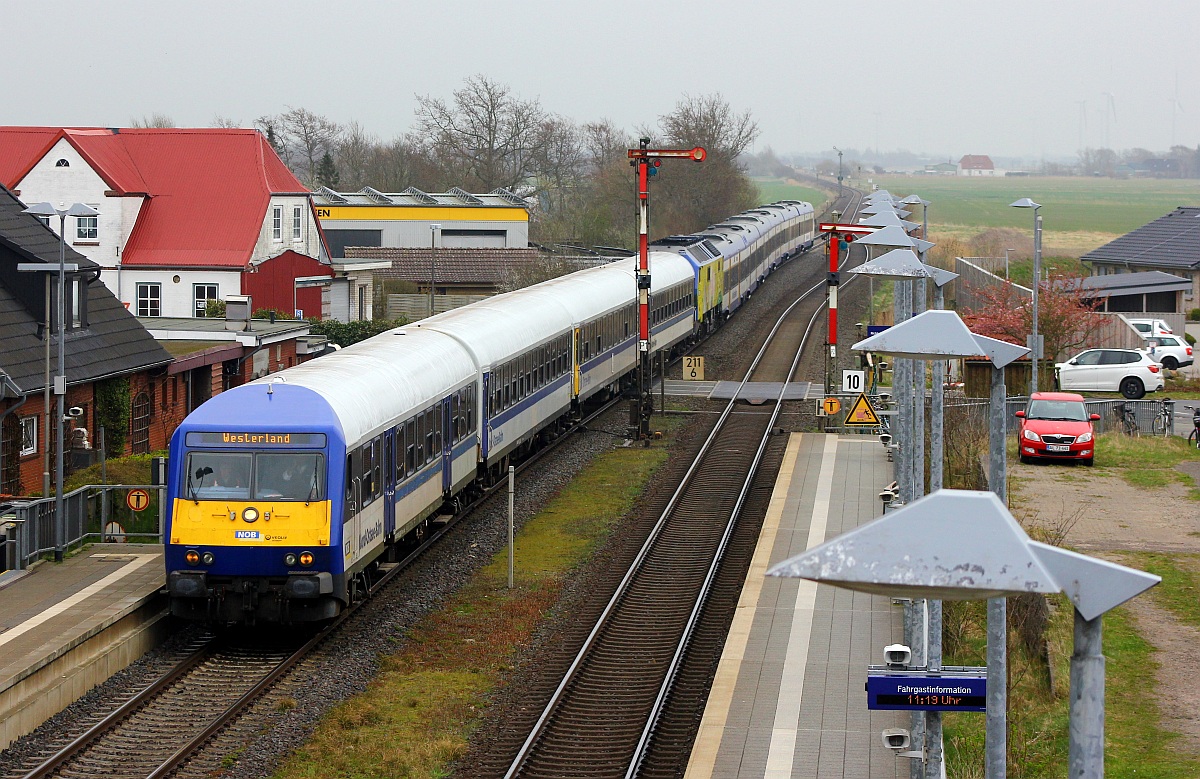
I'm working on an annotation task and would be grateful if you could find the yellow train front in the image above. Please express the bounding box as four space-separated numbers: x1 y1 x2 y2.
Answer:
165 387 346 624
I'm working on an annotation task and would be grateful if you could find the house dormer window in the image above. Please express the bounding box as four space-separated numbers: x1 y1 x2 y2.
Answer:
55 159 70 167
292 205 302 241
272 206 283 241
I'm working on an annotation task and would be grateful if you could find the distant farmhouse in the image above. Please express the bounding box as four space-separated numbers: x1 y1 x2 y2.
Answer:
957 155 996 176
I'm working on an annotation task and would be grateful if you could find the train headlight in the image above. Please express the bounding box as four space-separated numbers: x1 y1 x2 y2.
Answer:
201 551 215 566
299 551 314 567
242 507 259 523
184 549 200 566
284 553 298 567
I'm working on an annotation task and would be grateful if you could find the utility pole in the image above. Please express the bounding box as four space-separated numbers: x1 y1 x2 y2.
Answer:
627 140 706 440
834 147 844 200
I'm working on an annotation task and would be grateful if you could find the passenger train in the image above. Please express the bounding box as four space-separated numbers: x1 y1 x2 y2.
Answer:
165 200 817 623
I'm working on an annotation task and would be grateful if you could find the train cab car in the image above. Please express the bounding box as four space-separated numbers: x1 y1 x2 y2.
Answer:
705 223 754 314
650 236 725 332
165 327 478 624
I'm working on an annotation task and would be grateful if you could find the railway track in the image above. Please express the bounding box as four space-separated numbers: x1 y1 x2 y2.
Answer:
501 296 826 779
497 191 866 779
9 390 633 779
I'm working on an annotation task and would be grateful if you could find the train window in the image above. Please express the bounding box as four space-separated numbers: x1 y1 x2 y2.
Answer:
255 453 324 501
437 406 444 452
396 427 406 481
362 443 375 502
184 451 252 500
345 454 354 523
416 414 426 465
372 438 382 498
425 409 436 463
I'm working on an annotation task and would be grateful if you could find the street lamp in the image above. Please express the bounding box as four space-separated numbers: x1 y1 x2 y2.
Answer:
429 223 441 319
833 146 843 199
20 201 98 562
1010 199 1043 394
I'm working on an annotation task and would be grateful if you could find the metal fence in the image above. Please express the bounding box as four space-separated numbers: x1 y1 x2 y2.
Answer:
823 392 1178 437
0 484 165 572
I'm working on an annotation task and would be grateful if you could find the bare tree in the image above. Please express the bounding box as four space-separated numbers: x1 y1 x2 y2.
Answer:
210 115 243 129
533 116 586 214
650 94 761 234
272 107 341 188
335 121 377 190
582 119 633 171
129 113 176 128
658 93 759 160
414 75 550 193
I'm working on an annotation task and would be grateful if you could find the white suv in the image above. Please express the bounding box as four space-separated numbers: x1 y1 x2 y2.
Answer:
1056 348 1165 399
1145 334 1194 370
1126 318 1173 337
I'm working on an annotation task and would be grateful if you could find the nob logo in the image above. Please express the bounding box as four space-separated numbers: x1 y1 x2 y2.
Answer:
235 530 261 539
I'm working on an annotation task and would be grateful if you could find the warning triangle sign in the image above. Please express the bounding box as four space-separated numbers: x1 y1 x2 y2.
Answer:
843 392 881 426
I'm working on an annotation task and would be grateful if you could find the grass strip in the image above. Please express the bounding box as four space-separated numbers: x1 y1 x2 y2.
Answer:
270 420 680 779
943 593 1200 777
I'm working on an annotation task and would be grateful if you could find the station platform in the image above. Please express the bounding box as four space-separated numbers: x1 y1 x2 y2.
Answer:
686 433 907 779
0 544 168 749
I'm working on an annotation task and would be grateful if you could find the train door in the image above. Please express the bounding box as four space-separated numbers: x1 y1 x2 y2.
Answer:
441 395 453 496
572 326 582 396
383 430 396 537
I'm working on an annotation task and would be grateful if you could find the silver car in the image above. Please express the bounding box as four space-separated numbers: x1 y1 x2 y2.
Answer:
1055 348 1165 399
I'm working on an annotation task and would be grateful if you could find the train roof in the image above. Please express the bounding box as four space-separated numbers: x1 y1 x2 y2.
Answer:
233 326 476 444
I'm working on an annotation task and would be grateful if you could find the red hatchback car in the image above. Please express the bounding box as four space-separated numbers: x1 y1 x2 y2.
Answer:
1015 392 1100 465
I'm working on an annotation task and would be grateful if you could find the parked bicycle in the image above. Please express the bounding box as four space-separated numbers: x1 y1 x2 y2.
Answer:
1150 397 1174 437
1117 402 1140 437
1186 404 1200 449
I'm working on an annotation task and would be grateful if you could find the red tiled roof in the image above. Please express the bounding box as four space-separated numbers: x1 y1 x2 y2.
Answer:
958 154 994 169
0 127 308 268
345 246 540 285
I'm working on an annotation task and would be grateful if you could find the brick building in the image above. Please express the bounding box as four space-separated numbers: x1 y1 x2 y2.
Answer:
0 184 174 495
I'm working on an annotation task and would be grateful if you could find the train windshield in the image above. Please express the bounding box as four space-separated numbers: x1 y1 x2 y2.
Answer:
185 451 325 502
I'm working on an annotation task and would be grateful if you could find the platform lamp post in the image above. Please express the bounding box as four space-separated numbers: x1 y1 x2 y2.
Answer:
767 489 1159 779
20 202 98 562
1010 199 1043 394
627 141 706 440
429 223 440 319
854 316 1029 779
852 226 925 506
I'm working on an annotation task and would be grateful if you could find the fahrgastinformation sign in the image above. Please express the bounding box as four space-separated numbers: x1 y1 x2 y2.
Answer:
866 672 986 712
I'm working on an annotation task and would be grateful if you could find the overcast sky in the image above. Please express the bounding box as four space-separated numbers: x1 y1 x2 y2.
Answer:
7 0 1198 162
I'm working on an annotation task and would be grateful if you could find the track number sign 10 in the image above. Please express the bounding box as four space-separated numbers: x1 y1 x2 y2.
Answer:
842 370 865 394
684 356 705 381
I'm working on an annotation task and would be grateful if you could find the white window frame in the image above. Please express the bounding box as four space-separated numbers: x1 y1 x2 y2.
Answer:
20 416 37 456
137 282 162 317
76 213 97 240
193 283 219 317
292 205 302 241
272 206 283 241
70 278 83 327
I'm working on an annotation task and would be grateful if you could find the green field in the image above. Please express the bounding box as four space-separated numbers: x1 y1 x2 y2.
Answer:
753 178 829 210
864 175 1200 235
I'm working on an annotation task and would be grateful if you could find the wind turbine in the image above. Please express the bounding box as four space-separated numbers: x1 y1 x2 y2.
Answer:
1101 91 1117 149
1169 72 1185 148
1075 99 1088 151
